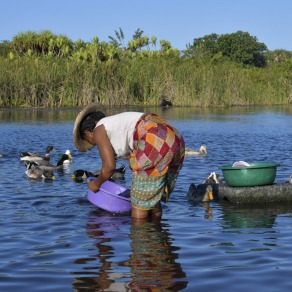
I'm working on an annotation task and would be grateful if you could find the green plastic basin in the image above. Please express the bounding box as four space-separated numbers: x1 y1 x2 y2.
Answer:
219 162 280 187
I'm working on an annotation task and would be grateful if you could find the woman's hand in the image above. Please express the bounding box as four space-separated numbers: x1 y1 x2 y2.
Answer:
88 178 100 192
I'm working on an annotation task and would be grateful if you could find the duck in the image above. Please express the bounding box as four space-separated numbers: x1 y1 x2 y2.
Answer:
94 165 126 180
159 96 173 107
20 145 56 162
187 183 214 202
30 154 71 171
72 165 126 182
71 169 95 182
187 171 223 202
0 153 3 157
185 145 207 156
203 172 222 184
25 162 56 180
63 150 73 164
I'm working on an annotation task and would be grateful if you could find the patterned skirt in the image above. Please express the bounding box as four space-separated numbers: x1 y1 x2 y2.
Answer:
129 114 185 210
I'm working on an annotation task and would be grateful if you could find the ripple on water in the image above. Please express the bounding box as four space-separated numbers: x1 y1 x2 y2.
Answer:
1 107 292 291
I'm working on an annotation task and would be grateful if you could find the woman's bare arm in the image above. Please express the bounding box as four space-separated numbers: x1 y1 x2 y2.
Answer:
87 125 116 192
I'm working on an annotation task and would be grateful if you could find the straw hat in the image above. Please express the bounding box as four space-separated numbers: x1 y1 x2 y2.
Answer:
73 102 104 152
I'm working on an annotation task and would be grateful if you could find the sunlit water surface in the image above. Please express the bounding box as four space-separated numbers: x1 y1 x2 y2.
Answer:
1 106 292 291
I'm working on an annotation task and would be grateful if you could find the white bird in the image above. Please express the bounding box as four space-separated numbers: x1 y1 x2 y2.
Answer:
185 145 207 156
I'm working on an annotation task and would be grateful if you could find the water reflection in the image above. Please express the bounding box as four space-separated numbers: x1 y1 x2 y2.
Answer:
72 214 188 291
2 105 292 124
220 202 292 228
2 106 292 291
203 202 214 220
125 218 188 291
72 214 131 291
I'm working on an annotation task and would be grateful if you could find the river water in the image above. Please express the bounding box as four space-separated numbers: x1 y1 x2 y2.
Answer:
1 105 292 291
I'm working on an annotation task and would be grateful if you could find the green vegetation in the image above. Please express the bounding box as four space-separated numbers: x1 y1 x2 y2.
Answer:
0 29 291 108
185 31 268 67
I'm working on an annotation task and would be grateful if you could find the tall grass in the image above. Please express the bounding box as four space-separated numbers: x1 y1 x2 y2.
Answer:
0 56 291 108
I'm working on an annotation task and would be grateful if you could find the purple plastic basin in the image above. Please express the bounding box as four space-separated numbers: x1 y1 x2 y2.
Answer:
87 177 132 213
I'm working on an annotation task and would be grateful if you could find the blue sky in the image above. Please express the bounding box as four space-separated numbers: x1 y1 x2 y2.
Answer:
1 0 291 51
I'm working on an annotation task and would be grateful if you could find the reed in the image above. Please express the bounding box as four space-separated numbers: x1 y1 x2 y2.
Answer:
0 55 290 108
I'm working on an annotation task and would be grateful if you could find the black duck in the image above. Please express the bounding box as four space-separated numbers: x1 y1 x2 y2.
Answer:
72 165 126 182
187 184 214 202
63 150 73 164
203 172 222 184
94 165 126 180
71 169 95 182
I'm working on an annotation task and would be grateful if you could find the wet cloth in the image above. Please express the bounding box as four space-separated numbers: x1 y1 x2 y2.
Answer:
130 114 185 210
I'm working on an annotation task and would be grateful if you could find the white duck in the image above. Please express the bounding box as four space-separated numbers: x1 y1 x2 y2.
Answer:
185 145 207 156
